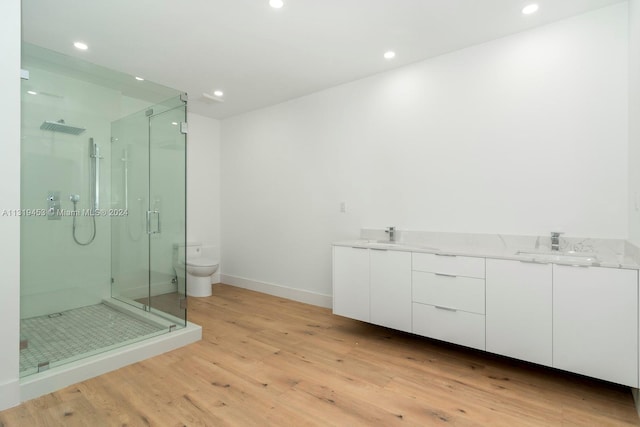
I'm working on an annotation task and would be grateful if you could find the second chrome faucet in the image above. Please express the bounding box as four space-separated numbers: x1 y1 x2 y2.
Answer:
385 226 396 242
551 231 563 251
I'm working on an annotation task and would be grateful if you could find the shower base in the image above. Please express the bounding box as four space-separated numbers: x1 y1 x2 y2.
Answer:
20 303 167 376
19 299 201 402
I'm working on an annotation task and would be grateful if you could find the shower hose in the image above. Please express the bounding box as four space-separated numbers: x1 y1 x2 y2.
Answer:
71 199 96 246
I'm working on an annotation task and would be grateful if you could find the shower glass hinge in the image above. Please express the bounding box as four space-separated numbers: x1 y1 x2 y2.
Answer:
111 277 114 284
180 122 188 135
169 325 177 332
37 362 50 373
20 338 28 350
21 69 30 80
180 298 187 310
180 93 188 102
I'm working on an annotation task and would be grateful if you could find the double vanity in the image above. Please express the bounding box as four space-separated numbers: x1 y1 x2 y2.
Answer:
332 230 640 388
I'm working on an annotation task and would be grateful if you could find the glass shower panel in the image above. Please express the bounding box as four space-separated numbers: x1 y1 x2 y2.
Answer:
110 108 150 310
149 101 187 324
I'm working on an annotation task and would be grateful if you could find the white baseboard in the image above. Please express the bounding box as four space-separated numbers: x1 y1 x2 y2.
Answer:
221 274 332 308
0 378 20 411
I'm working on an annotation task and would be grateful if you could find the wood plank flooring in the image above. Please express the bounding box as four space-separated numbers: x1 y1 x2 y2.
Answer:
2 283 640 426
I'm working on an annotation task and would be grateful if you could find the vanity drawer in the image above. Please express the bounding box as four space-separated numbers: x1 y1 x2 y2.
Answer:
412 253 485 278
412 303 485 351
412 271 485 314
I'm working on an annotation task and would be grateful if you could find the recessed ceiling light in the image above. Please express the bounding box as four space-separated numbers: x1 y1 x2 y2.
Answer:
384 51 396 60
213 90 224 97
73 41 88 50
269 0 284 9
27 90 37 95
135 76 144 81
522 4 539 15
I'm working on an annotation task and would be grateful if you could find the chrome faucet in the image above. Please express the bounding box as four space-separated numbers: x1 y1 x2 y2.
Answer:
385 226 396 242
551 231 563 252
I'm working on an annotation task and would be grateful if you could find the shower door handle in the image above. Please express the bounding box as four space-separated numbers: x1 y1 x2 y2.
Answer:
147 210 161 234
155 210 161 234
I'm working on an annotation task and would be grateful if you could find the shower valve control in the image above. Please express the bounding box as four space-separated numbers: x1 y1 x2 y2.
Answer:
47 191 62 220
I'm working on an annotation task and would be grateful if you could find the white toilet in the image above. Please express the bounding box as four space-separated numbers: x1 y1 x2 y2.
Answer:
172 242 219 297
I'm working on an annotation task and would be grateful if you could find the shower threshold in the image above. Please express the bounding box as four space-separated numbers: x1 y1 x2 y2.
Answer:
19 298 201 402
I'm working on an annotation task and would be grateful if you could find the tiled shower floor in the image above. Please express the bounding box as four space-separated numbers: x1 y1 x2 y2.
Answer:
20 303 167 376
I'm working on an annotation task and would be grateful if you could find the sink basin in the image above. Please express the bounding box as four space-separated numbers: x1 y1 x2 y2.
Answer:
366 240 408 249
366 240 439 251
372 240 401 244
515 250 598 264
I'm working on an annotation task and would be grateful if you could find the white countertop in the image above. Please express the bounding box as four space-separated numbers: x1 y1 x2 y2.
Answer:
333 230 640 270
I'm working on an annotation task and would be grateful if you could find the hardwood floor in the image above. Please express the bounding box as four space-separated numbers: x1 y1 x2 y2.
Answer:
2 283 640 426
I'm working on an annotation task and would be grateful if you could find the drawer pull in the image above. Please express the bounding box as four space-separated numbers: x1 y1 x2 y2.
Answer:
518 259 549 265
435 273 457 278
435 305 457 312
556 262 590 268
350 246 368 250
370 248 388 251
435 253 457 257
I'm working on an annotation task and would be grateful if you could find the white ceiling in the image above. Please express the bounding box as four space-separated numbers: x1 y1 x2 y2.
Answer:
22 0 626 119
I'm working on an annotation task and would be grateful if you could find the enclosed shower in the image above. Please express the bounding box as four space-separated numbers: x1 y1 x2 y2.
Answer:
19 43 199 396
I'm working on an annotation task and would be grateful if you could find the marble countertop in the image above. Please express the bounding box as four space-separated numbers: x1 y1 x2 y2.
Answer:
333 230 640 270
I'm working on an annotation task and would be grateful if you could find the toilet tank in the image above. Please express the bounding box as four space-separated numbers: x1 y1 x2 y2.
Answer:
173 242 202 262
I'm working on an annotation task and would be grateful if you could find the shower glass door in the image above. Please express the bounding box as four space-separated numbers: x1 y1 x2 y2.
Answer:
149 99 187 322
111 95 187 325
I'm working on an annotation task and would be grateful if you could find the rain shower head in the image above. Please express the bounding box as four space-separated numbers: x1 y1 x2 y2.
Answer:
40 119 86 135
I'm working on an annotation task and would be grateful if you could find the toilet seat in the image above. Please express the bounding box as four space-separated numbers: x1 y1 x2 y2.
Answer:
185 258 217 268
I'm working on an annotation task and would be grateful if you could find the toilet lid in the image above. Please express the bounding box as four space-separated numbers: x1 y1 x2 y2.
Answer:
186 258 217 267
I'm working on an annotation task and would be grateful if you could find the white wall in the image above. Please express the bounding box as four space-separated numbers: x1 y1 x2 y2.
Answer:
221 5 629 301
0 0 22 411
187 112 221 283
630 0 640 245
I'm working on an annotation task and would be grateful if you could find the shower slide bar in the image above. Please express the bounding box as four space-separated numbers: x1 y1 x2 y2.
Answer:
89 138 102 211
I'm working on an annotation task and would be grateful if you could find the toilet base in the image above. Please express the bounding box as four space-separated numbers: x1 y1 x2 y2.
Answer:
187 275 213 297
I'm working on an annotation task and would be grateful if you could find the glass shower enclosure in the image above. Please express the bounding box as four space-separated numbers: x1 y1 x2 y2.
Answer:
20 43 189 378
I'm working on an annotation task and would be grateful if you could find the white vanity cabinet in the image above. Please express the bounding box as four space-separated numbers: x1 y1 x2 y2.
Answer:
485 259 552 366
553 265 638 387
332 246 412 331
332 242 640 388
411 253 486 350
332 246 370 322
370 249 412 332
